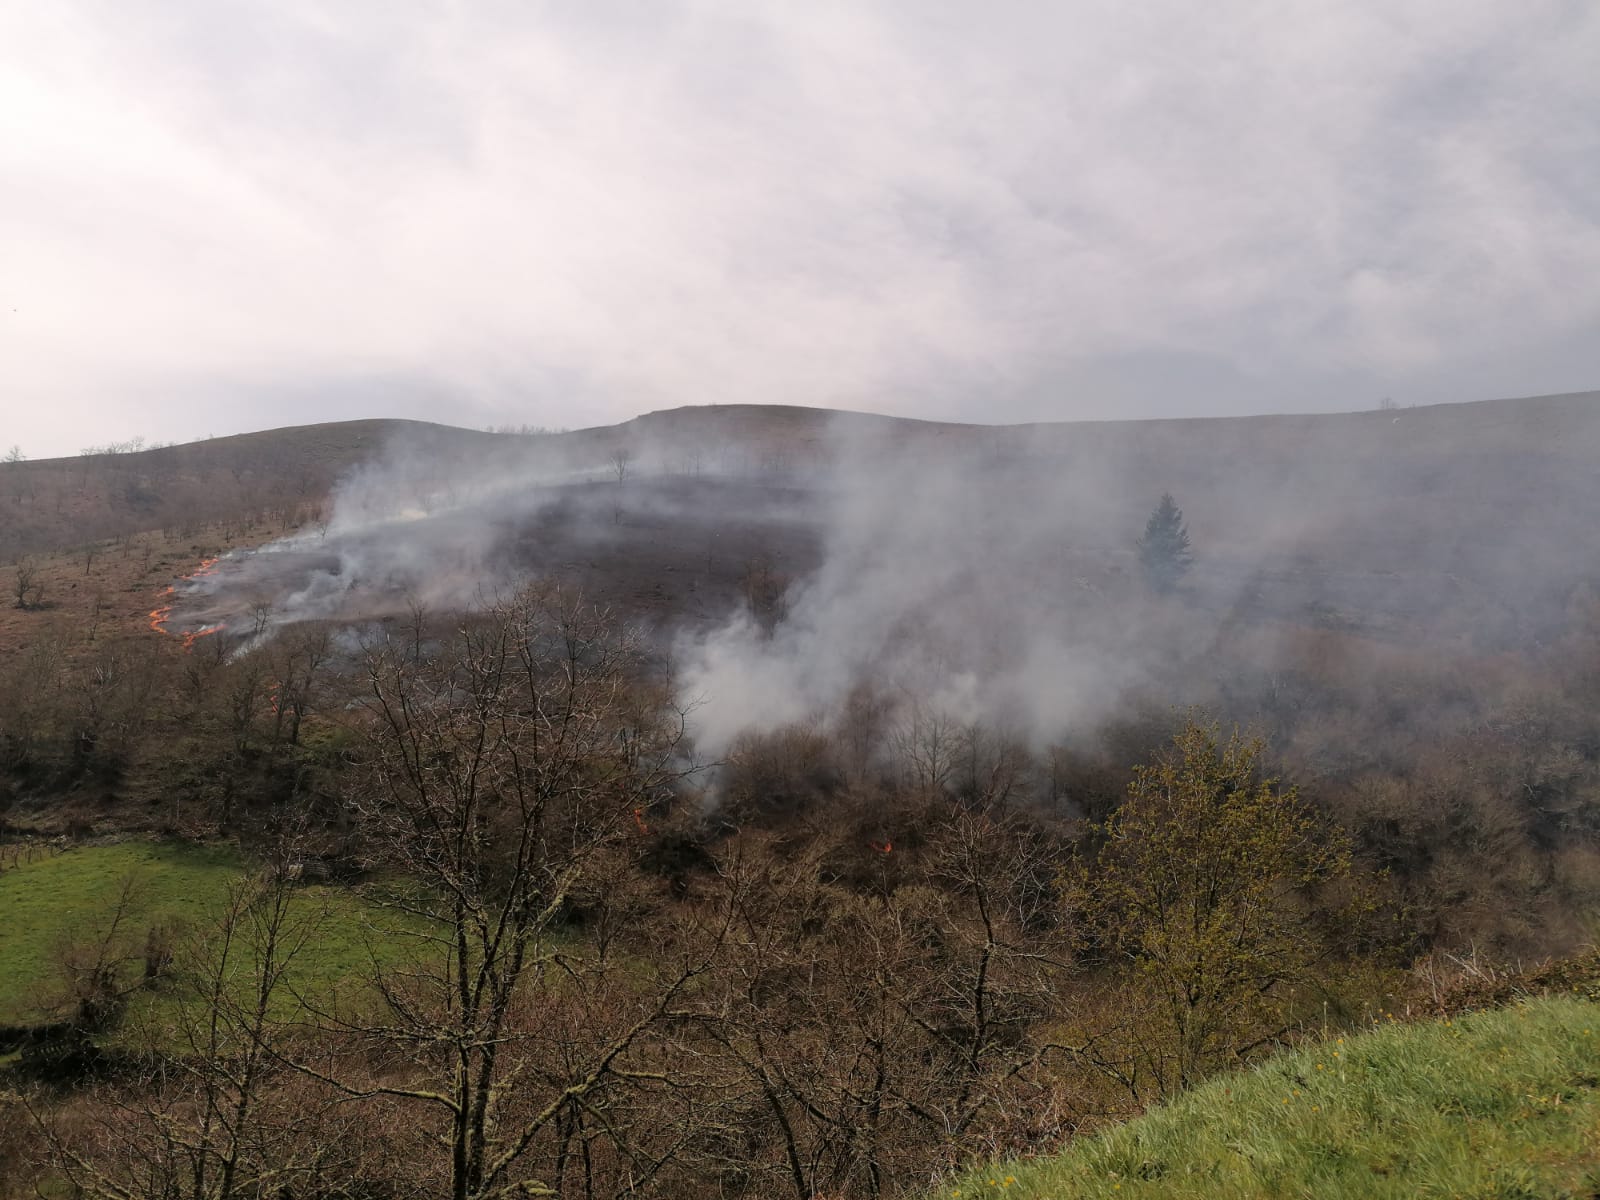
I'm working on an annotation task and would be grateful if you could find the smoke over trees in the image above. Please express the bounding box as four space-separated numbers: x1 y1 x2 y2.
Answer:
5 398 1600 1197
1137 492 1192 592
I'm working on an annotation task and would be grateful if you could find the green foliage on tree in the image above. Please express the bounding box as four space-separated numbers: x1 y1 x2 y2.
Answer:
1070 721 1371 1098
1137 492 1192 591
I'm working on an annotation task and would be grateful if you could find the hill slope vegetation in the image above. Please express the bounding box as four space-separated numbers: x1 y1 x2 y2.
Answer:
942 993 1600 1200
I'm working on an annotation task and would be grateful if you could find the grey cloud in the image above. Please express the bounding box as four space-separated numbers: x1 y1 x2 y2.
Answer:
3 0 1598 455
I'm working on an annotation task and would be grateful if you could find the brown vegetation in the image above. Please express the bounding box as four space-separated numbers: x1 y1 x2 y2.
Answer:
0 420 471 565
3 399 1600 1197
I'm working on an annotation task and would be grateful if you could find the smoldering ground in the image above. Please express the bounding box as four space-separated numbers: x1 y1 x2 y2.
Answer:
167 395 1600 759
165 417 831 647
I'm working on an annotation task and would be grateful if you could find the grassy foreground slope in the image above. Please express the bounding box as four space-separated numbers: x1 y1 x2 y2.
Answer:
944 997 1600 1200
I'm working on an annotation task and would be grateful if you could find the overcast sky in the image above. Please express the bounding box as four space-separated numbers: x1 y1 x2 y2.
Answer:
4 0 1599 456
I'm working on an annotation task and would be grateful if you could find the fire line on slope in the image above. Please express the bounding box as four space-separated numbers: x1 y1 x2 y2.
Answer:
148 556 227 650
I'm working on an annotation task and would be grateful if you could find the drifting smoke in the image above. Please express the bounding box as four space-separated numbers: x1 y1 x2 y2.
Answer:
671 395 1600 756
169 430 607 642
672 419 1153 753
169 396 1600 757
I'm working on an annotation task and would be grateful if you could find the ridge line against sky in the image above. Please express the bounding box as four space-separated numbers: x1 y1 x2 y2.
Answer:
4 0 1600 457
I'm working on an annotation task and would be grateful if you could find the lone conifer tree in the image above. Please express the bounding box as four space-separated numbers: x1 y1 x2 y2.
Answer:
1138 492 1192 591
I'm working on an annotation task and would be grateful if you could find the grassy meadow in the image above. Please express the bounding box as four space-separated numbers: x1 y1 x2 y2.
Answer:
941 996 1600 1200
0 840 425 1031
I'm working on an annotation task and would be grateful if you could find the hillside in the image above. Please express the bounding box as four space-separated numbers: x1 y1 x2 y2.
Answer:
941 993 1600 1199
9 388 1593 657
0 419 496 563
3 393 1600 1200
9 388 1600 567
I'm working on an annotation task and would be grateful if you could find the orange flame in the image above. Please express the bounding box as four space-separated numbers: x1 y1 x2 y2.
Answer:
181 625 225 651
870 840 893 855
149 556 227 649
632 807 650 835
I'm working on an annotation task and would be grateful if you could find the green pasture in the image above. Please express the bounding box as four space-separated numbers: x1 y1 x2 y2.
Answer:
942 995 1600 1200
0 840 427 1031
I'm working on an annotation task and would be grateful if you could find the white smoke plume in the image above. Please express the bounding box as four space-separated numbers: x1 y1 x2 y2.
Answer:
168 396 1600 760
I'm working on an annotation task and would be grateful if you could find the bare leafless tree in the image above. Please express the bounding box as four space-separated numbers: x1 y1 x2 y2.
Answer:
700 800 1076 1199
247 598 273 641
403 588 431 664
35 869 360 1199
286 583 712 1199
891 702 965 797
12 557 43 610
51 871 149 1035
266 625 331 748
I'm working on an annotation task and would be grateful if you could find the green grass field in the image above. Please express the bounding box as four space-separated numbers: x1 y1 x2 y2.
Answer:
0 840 425 1030
943 997 1600 1200
0 841 246 1023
